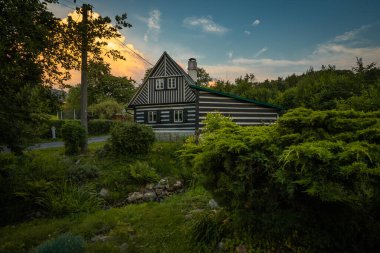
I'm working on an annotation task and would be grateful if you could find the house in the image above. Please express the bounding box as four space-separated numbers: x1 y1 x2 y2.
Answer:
128 52 282 138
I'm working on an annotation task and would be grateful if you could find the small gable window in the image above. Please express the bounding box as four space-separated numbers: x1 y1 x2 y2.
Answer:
174 110 183 122
155 79 164 90
148 111 157 123
168 78 176 89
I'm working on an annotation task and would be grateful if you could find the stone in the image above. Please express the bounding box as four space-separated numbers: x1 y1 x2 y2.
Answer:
155 188 163 196
127 192 143 203
145 183 154 190
91 235 110 242
209 199 219 209
143 191 156 201
173 180 183 189
99 188 109 198
159 178 169 185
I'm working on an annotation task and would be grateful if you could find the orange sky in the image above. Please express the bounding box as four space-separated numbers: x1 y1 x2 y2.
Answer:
64 11 149 86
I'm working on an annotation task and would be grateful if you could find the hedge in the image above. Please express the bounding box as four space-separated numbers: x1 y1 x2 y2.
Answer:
41 120 117 139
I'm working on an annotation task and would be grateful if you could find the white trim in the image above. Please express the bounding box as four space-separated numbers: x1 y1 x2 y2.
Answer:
148 111 157 123
199 116 277 120
174 110 183 122
155 79 164 90
168 77 176 89
135 103 195 108
199 106 271 110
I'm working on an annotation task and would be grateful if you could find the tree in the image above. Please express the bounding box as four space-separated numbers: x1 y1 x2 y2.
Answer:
196 67 212 86
87 61 136 105
0 0 132 153
0 0 66 152
88 99 123 119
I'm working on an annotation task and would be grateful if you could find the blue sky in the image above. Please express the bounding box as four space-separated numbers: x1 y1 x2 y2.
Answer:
51 0 380 82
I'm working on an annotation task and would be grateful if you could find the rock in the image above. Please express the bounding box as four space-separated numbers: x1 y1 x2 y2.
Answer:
218 241 225 250
173 180 183 189
159 178 168 185
209 199 219 209
99 188 109 198
143 191 156 201
119 242 129 252
155 188 163 196
145 183 154 190
127 192 143 203
91 235 110 242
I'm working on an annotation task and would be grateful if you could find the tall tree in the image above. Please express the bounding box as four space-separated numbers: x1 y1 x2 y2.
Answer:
0 0 132 153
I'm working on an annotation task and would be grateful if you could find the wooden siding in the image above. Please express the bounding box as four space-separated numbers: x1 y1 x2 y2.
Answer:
129 52 196 106
135 103 196 131
197 91 278 127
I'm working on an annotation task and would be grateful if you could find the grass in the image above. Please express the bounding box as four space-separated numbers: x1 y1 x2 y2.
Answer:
0 187 211 253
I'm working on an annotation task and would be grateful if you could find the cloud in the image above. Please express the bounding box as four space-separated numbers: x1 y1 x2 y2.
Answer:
334 24 371 42
143 10 161 42
252 19 260 26
183 16 228 34
227 51 234 58
244 30 251 35
57 10 149 85
253 47 268 57
205 25 380 82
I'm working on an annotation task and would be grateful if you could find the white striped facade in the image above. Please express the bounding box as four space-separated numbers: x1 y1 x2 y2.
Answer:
197 91 279 127
135 103 196 132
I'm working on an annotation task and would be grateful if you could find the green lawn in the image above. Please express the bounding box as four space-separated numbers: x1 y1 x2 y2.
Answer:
0 187 210 253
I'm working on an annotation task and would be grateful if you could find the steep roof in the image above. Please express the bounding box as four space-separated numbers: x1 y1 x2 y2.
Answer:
190 84 283 110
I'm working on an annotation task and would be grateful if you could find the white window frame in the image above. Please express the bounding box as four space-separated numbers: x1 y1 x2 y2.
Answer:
155 79 164 90
174 110 183 123
168 77 176 89
148 111 157 123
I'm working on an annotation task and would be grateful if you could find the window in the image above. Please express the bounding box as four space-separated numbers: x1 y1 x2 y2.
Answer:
168 77 176 89
155 79 164 90
148 111 157 123
174 110 183 122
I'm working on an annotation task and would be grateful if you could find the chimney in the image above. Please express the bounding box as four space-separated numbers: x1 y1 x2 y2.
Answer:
187 58 197 82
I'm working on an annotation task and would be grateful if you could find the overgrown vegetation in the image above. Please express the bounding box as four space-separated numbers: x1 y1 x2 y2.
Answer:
209 58 380 112
109 122 155 156
180 111 380 252
61 122 86 155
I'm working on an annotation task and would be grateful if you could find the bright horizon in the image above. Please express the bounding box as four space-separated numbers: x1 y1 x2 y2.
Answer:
48 0 380 85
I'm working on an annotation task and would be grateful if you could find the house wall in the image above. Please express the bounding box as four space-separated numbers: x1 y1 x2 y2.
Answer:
197 90 279 128
134 103 196 132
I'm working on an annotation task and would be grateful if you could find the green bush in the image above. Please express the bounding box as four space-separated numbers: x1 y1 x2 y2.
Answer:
33 233 85 253
180 109 380 252
109 122 155 156
88 119 115 135
61 122 86 155
126 161 160 186
67 164 99 183
37 183 103 216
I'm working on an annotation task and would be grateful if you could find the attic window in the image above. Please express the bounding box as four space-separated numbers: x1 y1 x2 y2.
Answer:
155 79 164 90
168 78 176 89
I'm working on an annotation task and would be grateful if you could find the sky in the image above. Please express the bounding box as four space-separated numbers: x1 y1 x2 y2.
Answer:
49 0 380 84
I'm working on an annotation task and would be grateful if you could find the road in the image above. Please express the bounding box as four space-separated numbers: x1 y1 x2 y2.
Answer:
27 135 110 150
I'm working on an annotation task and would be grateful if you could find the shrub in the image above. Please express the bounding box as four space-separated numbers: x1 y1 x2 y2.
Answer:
126 161 160 186
33 233 85 253
180 109 380 252
88 99 123 119
109 122 155 156
88 119 115 135
61 122 86 155
67 164 99 183
37 183 103 216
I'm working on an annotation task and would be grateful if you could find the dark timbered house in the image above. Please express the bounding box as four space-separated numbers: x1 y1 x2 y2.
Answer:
128 52 282 135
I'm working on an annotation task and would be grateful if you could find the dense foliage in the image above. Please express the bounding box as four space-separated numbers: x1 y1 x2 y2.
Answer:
61 122 86 155
209 59 380 112
180 110 380 252
109 123 155 156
